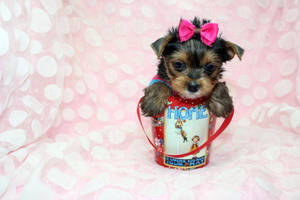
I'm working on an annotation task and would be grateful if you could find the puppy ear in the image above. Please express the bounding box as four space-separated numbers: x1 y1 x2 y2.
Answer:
225 41 244 61
151 35 174 59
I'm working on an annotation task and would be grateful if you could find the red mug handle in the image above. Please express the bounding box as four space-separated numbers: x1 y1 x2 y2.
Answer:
137 97 234 158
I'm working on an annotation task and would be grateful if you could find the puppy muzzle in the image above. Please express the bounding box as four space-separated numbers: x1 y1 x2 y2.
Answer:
187 81 200 93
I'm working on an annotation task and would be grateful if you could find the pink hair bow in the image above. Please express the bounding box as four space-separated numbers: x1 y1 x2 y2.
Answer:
179 19 219 46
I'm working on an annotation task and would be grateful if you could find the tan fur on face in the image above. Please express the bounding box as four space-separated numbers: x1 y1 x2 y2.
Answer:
170 51 190 64
201 51 221 66
169 50 222 74
164 48 221 99
171 76 216 99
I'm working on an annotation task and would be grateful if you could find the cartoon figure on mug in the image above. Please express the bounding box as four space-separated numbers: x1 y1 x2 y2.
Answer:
180 129 188 143
191 135 200 158
175 118 183 129
175 118 187 142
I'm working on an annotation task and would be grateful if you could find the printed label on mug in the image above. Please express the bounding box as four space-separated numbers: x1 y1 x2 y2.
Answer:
163 104 210 168
152 96 216 169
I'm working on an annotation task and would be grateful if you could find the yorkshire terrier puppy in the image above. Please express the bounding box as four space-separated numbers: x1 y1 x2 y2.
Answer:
141 17 244 118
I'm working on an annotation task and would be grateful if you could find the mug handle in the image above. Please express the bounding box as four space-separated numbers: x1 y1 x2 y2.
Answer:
137 97 234 158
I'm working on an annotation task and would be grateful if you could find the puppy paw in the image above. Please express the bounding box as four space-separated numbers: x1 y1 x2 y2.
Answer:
206 82 233 118
141 83 171 117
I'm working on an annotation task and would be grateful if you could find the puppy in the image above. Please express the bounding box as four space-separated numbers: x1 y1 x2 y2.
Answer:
141 17 244 118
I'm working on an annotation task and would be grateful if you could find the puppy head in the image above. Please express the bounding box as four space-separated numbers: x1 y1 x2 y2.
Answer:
152 18 244 99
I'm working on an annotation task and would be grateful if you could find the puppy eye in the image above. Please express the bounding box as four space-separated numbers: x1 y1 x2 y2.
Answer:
204 64 216 75
173 61 186 72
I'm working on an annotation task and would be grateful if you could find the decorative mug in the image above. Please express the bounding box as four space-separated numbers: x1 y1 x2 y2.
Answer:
137 95 233 170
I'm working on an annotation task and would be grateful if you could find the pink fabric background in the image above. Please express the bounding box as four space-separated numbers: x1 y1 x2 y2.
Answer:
1 0 300 199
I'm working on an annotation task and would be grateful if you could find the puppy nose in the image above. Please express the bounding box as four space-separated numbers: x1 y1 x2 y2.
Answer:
187 82 199 93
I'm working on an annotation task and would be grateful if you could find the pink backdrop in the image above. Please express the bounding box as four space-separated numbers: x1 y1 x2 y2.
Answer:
0 0 300 199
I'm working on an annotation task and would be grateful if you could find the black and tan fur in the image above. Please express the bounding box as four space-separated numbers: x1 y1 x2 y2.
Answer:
141 17 244 117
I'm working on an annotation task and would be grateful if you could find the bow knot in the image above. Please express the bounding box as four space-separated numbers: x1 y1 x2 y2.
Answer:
179 19 219 46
